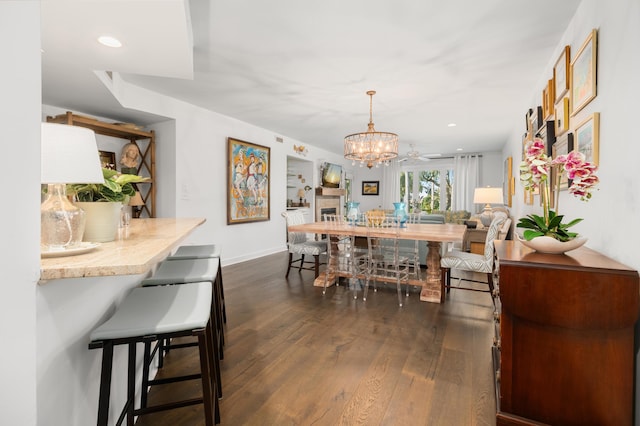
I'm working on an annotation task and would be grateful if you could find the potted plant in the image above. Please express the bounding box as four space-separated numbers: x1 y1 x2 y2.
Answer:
517 138 599 253
68 168 149 242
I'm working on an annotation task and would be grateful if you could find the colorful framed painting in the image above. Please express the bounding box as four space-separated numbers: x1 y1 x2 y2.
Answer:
570 29 597 116
362 181 379 195
227 137 270 224
574 113 600 165
553 45 570 103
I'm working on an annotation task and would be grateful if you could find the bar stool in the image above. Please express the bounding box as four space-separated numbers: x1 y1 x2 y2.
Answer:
167 244 226 323
89 281 219 426
141 257 224 399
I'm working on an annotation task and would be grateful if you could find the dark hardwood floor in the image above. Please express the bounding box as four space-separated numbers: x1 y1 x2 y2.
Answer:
135 252 497 426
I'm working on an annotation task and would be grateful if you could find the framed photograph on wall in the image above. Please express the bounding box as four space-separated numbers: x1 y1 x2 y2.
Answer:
554 45 570 103
571 29 598 116
99 150 116 170
362 181 379 195
574 113 600 165
543 79 555 120
552 132 574 190
227 137 270 224
554 97 570 137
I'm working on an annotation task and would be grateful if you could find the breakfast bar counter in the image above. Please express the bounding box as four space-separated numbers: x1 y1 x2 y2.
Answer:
40 217 206 281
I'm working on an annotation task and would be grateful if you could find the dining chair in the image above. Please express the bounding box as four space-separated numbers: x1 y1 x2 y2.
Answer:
281 210 327 278
404 212 423 282
440 213 507 302
363 214 410 307
322 214 368 298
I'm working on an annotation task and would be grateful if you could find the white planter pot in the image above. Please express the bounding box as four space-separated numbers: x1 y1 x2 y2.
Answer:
517 235 587 254
75 202 122 243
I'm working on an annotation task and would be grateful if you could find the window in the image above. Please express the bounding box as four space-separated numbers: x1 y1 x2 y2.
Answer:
400 162 454 213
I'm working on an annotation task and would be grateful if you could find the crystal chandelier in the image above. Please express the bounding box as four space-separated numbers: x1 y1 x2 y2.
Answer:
344 90 398 168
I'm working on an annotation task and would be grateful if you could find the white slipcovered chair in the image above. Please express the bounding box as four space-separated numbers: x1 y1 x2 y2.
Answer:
440 213 507 301
282 210 327 278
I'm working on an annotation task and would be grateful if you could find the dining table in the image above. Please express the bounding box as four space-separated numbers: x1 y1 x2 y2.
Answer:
287 220 467 303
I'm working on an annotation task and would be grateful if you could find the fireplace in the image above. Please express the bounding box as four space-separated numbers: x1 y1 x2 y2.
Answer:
315 187 345 220
320 207 337 219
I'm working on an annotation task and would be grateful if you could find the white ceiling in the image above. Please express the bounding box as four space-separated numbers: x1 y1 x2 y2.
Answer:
41 0 582 158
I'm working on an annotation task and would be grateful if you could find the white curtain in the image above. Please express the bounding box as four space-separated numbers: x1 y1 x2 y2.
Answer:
382 160 401 209
453 155 479 212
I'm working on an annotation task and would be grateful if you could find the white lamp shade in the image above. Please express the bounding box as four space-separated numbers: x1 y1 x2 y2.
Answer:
41 122 104 184
473 187 504 205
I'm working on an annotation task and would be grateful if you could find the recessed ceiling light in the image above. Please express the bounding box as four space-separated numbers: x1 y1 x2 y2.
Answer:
447 123 457 127
98 36 122 48
456 148 463 151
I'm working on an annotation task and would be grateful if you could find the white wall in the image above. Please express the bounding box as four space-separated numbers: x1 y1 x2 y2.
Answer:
0 2 39 425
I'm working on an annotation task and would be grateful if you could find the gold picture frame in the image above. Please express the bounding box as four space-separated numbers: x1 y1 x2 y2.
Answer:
574 113 600 165
542 79 555 120
570 29 597 116
99 150 116 170
503 156 513 207
227 137 270 224
553 45 570 103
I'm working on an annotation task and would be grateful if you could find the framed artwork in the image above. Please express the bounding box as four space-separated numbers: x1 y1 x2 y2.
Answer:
503 156 513 207
531 106 543 133
362 181 379 195
553 45 570 103
525 108 533 133
227 137 270 224
535 121 555 157
554 97 570 137
574 113 600 165
552 132 574 190
570 29 598 116
99 150 116 170
542 79 555 120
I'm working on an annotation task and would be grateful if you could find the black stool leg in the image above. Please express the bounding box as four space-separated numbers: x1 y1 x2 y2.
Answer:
97 342 114 426
217 261 226 324
299 254 305 271
141 340 152 408
127 342 136 426
197 330 215 426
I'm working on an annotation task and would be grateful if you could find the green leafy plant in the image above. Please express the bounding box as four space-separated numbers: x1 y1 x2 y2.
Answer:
517 138 598 241
68 168 149 203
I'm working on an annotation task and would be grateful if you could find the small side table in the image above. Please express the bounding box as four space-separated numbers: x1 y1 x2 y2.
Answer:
464 228 487 254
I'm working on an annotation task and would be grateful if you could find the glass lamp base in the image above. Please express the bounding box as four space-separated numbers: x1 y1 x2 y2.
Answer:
41 184 86 251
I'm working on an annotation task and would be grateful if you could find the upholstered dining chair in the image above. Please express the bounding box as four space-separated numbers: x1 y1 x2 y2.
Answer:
281 210 327 278
440 214 507 302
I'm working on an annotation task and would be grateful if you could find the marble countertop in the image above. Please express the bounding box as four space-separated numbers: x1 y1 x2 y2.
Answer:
40 217 206 281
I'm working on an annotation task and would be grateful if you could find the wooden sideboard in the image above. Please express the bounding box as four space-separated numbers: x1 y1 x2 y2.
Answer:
493 240 639 426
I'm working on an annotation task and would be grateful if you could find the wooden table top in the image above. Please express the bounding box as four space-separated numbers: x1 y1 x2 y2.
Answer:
288 221 466 243
40 217 206 281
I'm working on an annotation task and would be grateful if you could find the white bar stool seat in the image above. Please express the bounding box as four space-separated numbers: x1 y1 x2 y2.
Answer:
89 281 219 426
168 244 226 324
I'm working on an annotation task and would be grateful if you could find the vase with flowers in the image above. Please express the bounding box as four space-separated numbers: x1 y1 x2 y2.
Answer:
517 138 599 253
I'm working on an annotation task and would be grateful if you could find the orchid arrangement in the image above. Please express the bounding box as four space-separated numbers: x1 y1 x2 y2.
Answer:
517 138 599 241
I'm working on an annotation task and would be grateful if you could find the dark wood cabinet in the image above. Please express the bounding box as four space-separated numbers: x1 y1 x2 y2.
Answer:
493 241 639 426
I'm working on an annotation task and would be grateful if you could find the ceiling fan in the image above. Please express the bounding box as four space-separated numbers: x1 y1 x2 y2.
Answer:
398 144 441 163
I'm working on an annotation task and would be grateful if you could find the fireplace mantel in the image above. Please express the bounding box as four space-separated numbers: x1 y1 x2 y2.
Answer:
315 187 346 196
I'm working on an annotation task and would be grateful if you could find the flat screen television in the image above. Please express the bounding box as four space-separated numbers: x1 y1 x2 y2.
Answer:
321 163 342 188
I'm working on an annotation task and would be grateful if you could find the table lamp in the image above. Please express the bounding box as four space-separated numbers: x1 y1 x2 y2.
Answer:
297 188 305 205
473 186 504 226
41 123 104 253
